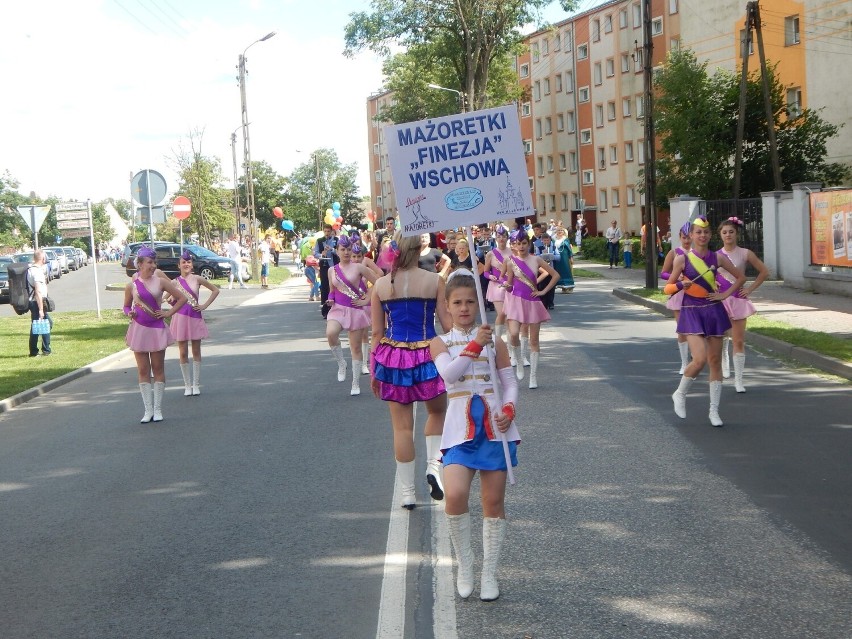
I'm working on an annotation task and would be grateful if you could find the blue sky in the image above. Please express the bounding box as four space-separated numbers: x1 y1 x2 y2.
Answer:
1 0 581 204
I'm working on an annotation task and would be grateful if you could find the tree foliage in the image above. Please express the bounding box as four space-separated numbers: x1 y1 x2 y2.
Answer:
654 49 848 200
344 0 578 112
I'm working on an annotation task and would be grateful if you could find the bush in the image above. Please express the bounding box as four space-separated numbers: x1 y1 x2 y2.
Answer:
579 237 671 266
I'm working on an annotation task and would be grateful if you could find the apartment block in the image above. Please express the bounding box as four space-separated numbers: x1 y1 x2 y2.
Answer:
366 90 396 221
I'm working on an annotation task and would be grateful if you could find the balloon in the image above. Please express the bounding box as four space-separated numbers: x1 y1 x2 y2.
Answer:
366 210 376 222
332 210 341 218
332 221 342 231
332 202 340 211
367 222 374 231
326 208 333 216
324 213 335 225
281 220 294 231
273 206 283 218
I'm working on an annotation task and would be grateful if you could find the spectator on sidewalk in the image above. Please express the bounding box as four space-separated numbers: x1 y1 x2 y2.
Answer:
225 234 247 289
27 250 52 357
605 220 623 268
259 235 272 289
621 232 634 269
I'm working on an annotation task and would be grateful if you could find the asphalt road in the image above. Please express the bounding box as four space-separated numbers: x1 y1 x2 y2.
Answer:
0 272 849 638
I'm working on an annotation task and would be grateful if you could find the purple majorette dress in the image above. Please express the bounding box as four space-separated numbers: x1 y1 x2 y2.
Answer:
717 246 756 320
169 276 210 341
503 256 551 324
373 298 446 404
486 248 507 303
125 278 175 352
666 247 687 311
676 250 732 337
327 265 371 331
438 329 520 471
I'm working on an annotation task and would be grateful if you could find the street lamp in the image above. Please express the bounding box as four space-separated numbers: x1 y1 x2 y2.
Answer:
427 83 465 113
238 30 276 281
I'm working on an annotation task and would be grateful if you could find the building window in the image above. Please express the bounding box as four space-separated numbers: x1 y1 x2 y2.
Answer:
547 156 554 173
520 63 529 78
544 77 551 95
625 141 634 161
612 188 620 206
607 101 616 121
595 104 604 127
564 29 573 50
606 58 615 77
559 153 567 170
669 0 678 14
610 145 618 164
638 140 645 164
597 146 606 169
637 95 645 118
592 18 601 42
373 143 380 155
582 169 595 185
599 189 608 211
554 33 561 50
622 97 631 117
577 43 588 60
621 53 631 73
632 3 641 28
670 38 680 52
539 194 546 212
594 62 602 85
785 15 800 46
557 113 565 131
377 195 383 207
569 151 578 173
652 17 663 36
565 71 574 92
545 117 552 135
542 38 550 55
534 81 541 101
532 42 540 62
522 102 531 117
529 177 535 191
579 86 590 103
537 156 544 177
634 49 643 69
561 193 570 210
627 186 636 205
535 118 542 138
523 139 532 154
549 194 556 211
619 9 628 28
580 128 592 144
567 110 576 133
555 74 563 92
604 14 613 33
787 87 802 116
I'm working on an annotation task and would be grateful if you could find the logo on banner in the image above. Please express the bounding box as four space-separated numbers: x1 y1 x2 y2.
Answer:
403 194 436 234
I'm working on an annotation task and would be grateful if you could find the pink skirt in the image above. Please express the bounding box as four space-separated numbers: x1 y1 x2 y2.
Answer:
723 295 756 321
327 304 371 331
503 293 550 324
169 313 210 341
126 322 175 352
666 290 685 311
486 280 505 303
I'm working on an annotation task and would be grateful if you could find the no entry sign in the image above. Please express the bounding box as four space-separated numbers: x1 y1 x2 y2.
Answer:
173 196 191 220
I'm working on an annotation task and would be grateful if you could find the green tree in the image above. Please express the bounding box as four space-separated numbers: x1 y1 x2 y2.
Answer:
250 160 288 231
0 172 30 250
654 49 848 200
283 148 361 232
344 0 578 112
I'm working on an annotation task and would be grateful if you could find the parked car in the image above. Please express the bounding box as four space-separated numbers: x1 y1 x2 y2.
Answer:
0 259 11 302
61 247 79 271
12 252 50 281
75 248 89 266
43 246 69 273
125 243 232 280
43 249 62 280
121 241 172 268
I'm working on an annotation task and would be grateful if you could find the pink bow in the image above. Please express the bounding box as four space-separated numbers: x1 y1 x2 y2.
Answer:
727 216 744 226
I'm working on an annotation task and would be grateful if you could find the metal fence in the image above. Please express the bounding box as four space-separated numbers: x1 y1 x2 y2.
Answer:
700 198 764 277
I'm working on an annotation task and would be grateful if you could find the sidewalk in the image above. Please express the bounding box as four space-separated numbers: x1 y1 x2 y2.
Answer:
575 258 852 380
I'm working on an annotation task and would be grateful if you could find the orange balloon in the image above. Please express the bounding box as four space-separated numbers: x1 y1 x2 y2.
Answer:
273 206 283 218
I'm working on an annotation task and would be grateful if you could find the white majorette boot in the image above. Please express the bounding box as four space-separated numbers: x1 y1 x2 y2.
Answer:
192 360 201 396
152 381 165 422
510 345 524 381
331 344 347 382
678 341 690 375
180 362 192 397
520 336 531 367
709 380 724 427
361 343 370 374
721 337 731 379
398 460 416 510
425 435 444 500
509 340 517 367
139 382 154 423
528 351 539 389
446 512 474 598
350 361 362 396
672 376 695 419
480 517 506 601
733 352 746 393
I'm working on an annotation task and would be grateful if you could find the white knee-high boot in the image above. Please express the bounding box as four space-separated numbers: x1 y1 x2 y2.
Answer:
192 360 201 396
510 344 524 381
180 362 192 396
721 337 731 379
709 380 723 427
152 381 165 422
520 336 531 366
480 517 506 601
528 351 539 389
425 435 444 501
331 344 347 382
509 338 517 367
397 460 416 510
672 376 695 419
361 343 370 374
350 360 361 396
733 352 746 393
678 340 690 375
139 382 154 423
446 512 474 598
494 324 505 343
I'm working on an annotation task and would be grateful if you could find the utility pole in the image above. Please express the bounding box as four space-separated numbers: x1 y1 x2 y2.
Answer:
315 152 323 227
642 0 659 289
733 1 783 197
231 128 241 238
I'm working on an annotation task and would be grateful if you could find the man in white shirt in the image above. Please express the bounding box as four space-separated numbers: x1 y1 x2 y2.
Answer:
27 249 52 356
604 219 623 269
259 235 272 289
225 234 247 289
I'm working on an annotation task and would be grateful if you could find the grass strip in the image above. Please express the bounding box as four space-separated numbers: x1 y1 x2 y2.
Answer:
573 268 604 279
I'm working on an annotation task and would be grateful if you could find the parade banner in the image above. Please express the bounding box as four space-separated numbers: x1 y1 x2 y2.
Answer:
385 105 533 237
810 189 852 267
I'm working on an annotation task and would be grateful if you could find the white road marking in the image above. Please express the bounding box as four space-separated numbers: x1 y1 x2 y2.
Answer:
375 464 410 639
432 501 458 639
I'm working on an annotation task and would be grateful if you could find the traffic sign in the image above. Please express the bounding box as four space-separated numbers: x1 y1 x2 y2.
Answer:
55 201 87 213
62 228 91 238
58 220 91 230
173 196 191 220
17 205 51 233
131 170 167 207
56 211 89 223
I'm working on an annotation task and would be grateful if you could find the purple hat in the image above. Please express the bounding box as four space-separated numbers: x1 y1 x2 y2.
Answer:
338 235 352 248
509 230 526 243
351 241 363 254
137 246 156 260
679 222 691 237
495 224 508 236
180 249 193 260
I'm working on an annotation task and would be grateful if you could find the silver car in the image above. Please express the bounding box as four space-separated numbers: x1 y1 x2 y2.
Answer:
43 249 62 280
43 246 69 273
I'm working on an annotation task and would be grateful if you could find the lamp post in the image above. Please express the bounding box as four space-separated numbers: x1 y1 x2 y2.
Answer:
238 30 276 281
427 82 465 113
230 124 244 240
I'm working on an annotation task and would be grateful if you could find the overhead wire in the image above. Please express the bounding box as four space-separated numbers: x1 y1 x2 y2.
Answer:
111 0 159 36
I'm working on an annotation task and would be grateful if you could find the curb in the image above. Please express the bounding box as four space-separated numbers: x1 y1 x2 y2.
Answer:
0 348 132 415
612 287 852 382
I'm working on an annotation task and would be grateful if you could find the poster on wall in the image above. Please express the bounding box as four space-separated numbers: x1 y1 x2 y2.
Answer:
384 105 533 237
809 189 852 268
